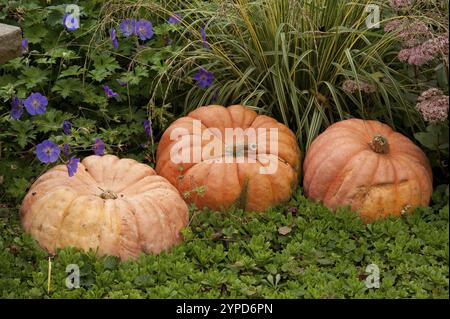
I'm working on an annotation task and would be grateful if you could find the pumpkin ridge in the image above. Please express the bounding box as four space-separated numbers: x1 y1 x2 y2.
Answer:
306 147 365 197
194 162 214 208
125 196 159 253
117 200 141 259
303 138 367 178
142 189 189 228
33 166 94 191
109 158 129 189
395 153 433 185
188 105 232 134
394 152 432 181
394 155 428 206
157 130 225 170
23 185 75 231
53 196 79 250
149 195 185 245
330 120 370 139
388 135 432 175
265 170 274 210
228 105 259 129
324 150 377 204
303 132 360 164
91 198 108 254
116 172 155 194
387 156 400 216
101 155 120 186
22 188 76 250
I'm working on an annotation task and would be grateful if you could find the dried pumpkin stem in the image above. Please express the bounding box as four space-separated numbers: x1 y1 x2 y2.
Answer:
98 188 118 200
370 135 389 154
229 142 257 157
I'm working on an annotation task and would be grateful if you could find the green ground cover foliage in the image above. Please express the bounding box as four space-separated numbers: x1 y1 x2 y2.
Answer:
0 190 448 298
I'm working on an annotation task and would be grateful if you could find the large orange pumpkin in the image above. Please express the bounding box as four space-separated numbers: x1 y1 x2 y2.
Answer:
156 105 301 212
303 119 433 222
20 155 189 260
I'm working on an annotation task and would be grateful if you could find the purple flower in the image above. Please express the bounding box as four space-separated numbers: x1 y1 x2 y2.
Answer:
416 88 449 123
168 13 182 25
24 92 48 115
135 19 153 41
102 85 119 98
200 26 210 49
10 97 24 120
342 80 376 94
67 156 80 177
63 13 80 31
111 27 119 50
119 18 136 37
22 38 28 53
93 138 105 156
211 90 219 103
62 120 72 135
63 143 70 157
144 119 152 138
389 0 412 10
193 68 214 89
398 35 449 66
384 19 429 48
116 79 127 87
36 140 60 164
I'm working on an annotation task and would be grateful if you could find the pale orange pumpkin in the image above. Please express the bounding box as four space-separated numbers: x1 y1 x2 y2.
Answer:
303 119 433 222
20 155 189 260
156 105 301 212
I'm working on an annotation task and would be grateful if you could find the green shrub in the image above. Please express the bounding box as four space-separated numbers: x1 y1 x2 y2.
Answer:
139 0 447 149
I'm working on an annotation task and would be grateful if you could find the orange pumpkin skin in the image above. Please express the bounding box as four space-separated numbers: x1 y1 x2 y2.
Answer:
303 119 433 222
20 155 189 260
156 105 301 212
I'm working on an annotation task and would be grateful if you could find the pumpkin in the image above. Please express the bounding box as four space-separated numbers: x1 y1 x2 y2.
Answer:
303 119 433 222
20 155 189 260
156 104 301 212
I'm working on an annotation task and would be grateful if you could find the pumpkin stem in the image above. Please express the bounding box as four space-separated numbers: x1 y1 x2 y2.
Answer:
370 135 389 154
98 188 118 200
226 142 257 157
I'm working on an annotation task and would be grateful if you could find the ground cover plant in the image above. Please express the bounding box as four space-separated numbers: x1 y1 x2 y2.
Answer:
0 0 448 298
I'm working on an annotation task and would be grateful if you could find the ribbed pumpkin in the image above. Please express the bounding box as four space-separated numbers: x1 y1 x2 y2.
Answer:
20 155 189 260
303 119 433 222
156 105 301 212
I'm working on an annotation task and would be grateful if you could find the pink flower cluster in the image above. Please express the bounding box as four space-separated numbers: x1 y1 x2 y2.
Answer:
389 0 412 10
384 19 429 47
416 88 449 123
398 35 449 66
342 80 376 94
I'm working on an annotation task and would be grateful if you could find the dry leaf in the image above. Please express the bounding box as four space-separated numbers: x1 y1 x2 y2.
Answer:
278 226 292 235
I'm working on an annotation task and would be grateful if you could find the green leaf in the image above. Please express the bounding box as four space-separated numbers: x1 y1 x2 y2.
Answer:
8 119 36 148
52 78 84 98
103 256 119 270
59 66 84 79
121 66 149 86
88 54 120 82
20 67 50 89
48 49 79 60
6 178 30 199
33 109 70 134
414 123 449 151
